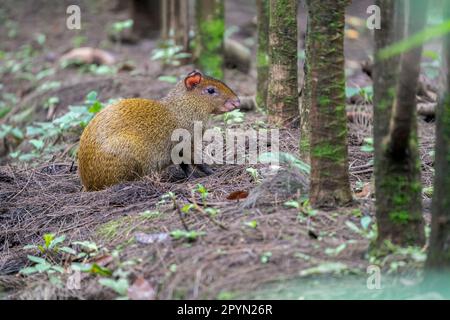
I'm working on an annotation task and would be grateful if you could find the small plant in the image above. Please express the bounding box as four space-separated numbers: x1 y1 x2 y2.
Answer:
244 220 258 229
23 233 74 255
345 216 377 240
10 91 107 162
222 109 245 125
361 137 374 153
151 39 191 66
284 198 317 222
19 255 65 286
324 243 347 257
170 229 206 242
110 19 133 49
260 251 272 264
196 184 209 203
246 167 260 183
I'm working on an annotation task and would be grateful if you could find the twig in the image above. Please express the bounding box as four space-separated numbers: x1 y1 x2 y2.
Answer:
191 194 228 231
171 196 190 231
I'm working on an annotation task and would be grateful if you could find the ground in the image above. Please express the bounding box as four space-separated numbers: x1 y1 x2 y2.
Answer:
0 0 441 299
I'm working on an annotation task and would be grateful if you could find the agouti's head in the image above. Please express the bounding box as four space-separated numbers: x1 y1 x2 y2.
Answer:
183 70 240 114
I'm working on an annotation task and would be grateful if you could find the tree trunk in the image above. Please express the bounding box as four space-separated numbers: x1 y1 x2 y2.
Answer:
256 0 270 111
306 0 352 208
426 1 450 270
131 0 162 39
374 0 426 247
161 0 190 52
266 0 299 126
299 11 311 161
195 0 225 79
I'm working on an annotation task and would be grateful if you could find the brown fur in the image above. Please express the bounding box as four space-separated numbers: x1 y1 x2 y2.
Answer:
77 72 239 191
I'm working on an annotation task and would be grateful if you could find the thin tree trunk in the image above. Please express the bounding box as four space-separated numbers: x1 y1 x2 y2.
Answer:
374 0 427 246
195 0 225 79
299 11 311 161
256 0 270 111
267 0 299 126
426 1 450 270
306 0 352 208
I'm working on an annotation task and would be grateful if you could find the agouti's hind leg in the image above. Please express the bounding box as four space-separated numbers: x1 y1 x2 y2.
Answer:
179 163 213 178
195 164 214 175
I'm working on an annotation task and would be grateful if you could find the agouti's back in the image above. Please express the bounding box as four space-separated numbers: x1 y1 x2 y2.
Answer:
77 71 240 191
78 98 177 190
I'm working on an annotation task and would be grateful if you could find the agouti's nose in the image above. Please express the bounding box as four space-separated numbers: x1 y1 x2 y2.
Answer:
233 98 241 108
224 98 240 112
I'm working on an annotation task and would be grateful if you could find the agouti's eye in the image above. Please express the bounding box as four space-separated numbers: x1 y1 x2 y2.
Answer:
207 87 216 95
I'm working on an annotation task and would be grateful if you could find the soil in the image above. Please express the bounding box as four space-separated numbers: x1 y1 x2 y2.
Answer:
0 0 438 299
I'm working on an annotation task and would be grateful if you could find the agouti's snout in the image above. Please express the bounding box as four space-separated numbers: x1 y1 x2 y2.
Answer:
225 98 240 112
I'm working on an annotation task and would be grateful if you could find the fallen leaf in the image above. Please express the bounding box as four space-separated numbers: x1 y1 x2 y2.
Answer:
135 232 170 244
93 255 113 267
226 190 249 200
60 47 116 65
345 29 359 40
355 183 371 198
128 276 156 300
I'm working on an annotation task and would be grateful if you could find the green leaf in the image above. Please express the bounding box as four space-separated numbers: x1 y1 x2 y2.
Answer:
43 233 55 248
181 204 194 213
29 139 44 150
378 20 450 60
244 220 258 229
27 255 47 265
51 265 65 273
86 91 98 103
35 263 51 272
260 252 272 264
60 246 77 255
88 101 103 113
360 216 372 230
99 278 129 296
49 235 66 249
345 221 362 235
158 75 178 84
19 267 38 275
89 263 113 276
284 200 300 209
325 243 347 257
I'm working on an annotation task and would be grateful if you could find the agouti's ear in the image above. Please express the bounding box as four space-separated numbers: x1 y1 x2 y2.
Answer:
184 71 202 90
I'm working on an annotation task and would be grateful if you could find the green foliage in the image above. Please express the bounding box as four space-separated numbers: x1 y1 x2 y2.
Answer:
99 278 129 297
196 183 209 202
110 19 134 34
170 229 206 242
345 85 373 103
10 91 108 162
260 251 272 264
345 216 377 240
325 243 347 257
361 137 374 153
158 75 178 83
222 109 245 125
244 220 258 229
246 167 261 183
151 39 191 66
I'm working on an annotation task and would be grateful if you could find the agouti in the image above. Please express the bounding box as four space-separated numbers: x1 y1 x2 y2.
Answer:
77 70 240 191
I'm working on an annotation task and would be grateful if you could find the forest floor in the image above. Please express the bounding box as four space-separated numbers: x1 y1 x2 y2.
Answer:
0 0 442 299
